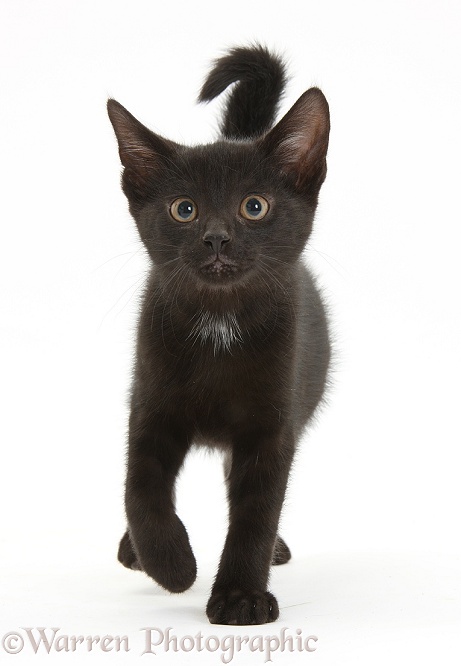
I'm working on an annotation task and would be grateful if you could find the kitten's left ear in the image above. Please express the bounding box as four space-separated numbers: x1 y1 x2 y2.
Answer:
259 87 330 196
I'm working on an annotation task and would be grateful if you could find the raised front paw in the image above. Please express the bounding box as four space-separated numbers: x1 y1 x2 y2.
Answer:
138 516 197 594
121 516 197 593
206 589 279 625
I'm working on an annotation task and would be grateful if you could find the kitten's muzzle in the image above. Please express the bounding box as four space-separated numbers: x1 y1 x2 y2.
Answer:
201 231 238 279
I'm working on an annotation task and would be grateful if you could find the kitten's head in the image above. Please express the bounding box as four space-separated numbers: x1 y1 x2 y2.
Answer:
107 89 329 292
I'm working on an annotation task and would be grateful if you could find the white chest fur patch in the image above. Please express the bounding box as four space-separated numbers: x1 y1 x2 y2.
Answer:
189 311 243 355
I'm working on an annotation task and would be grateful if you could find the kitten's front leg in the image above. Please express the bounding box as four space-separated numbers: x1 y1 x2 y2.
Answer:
207 430 294 625
123 411 196 593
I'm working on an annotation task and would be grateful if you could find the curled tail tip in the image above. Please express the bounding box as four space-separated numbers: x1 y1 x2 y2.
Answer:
198 43 288 139
198 43 288 104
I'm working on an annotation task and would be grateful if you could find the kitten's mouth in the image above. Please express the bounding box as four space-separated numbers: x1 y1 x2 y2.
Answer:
200 257 238 277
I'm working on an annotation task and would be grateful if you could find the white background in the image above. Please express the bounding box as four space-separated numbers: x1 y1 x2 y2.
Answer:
1 0 460 664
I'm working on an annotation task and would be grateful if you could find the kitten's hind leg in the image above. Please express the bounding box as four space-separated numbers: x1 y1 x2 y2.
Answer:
272 535 291 565
118 529 141 571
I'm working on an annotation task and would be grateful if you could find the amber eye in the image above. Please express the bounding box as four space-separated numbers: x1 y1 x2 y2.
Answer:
240 195 270 221
170 197 198 222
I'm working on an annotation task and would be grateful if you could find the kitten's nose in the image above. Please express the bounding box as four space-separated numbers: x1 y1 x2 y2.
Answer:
203 231 231 256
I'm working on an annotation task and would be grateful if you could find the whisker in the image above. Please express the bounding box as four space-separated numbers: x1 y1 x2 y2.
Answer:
98 273 147 330
258 253 291 267
305 242 348 277
91 251 137 273
113 246 146 280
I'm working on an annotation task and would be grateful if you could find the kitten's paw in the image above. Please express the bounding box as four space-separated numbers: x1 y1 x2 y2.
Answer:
272 535 291 565
206 589 279 625
140 516 197 593
118 530 142 570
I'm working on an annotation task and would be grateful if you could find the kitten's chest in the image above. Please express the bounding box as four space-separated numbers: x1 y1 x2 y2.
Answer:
184 347 283 439
188 310 243 355
139 295 294 429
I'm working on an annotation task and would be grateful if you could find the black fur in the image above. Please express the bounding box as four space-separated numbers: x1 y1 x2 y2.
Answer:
198 44 287 139
107 44 331 625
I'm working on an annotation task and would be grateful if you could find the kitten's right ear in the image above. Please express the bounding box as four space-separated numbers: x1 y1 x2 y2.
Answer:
107 99 177 199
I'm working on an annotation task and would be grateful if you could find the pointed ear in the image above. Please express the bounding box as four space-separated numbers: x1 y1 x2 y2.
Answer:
107 99 177 199
259 88 330 195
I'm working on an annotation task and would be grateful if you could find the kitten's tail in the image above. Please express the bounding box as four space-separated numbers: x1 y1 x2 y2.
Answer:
198 44 287 140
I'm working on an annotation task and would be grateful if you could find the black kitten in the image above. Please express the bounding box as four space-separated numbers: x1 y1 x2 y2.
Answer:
107 44 330 625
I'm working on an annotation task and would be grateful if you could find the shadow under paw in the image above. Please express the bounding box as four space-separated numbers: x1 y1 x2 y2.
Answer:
206 589 279 625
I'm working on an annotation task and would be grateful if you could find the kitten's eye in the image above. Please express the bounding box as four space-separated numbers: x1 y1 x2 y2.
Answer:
170 197 198 222
240 195 270 221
